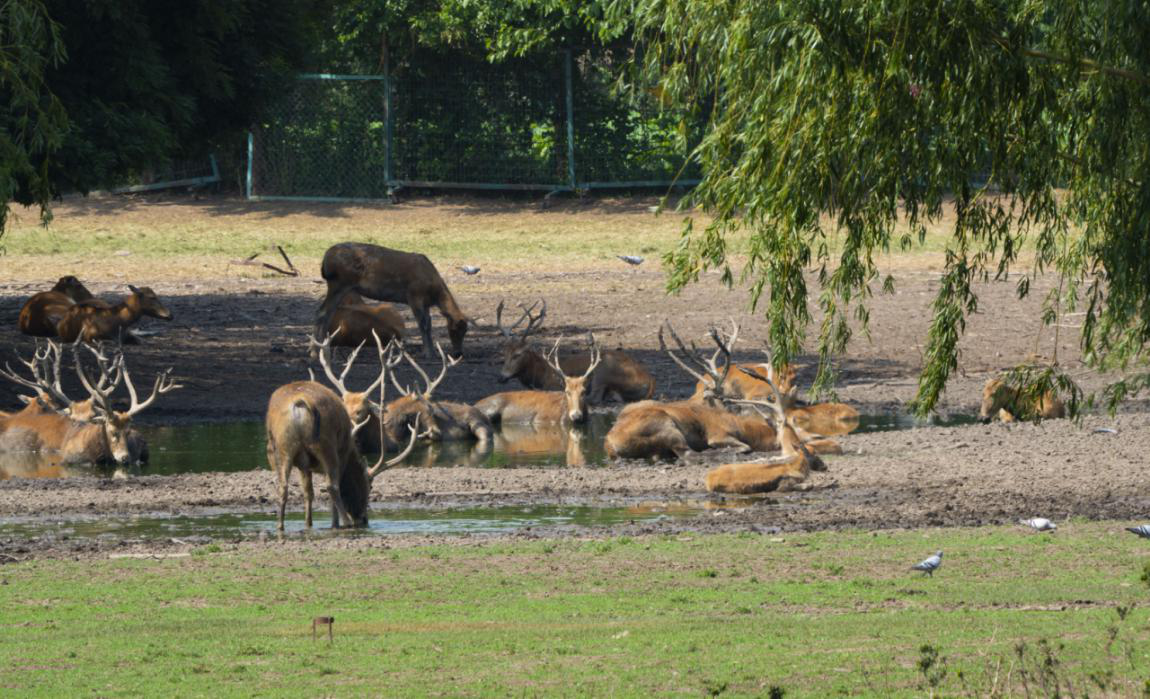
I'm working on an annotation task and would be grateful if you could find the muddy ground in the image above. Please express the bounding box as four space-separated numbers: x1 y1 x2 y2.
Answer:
1 197 1148 559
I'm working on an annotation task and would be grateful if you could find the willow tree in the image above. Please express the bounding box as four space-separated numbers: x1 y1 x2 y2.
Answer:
616 0 1150 413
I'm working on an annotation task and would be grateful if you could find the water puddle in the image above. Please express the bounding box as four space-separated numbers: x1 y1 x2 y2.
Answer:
0 499 756 542
0 410 980 480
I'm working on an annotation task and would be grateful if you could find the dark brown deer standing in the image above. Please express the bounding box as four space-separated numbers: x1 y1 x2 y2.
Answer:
18 276 94 337
315 243 468 359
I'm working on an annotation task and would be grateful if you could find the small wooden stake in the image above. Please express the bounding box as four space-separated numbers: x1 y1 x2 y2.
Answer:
312 616 334 643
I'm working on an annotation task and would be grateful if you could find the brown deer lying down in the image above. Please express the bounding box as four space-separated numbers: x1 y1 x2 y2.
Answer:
0 344 176 466
495 300 655 403
56 285 172 343
18 276 94 337
325 292 405 349
316 242 469 358
705 385 827 494
268 336 421 530
476 338 602 426
661 320 799 406
980 378 1065 422
384 343 494 446
603 400 780 460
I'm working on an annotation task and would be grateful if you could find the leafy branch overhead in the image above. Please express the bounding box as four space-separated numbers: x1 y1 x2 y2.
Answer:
619 0 1150 414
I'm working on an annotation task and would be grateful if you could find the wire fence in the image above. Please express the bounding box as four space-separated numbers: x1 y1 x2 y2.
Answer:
247 50 702 201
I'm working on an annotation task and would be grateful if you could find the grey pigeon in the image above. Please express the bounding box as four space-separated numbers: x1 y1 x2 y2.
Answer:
460 265 481 275
912 550 943 577
1093 427 1118 434
1127 525 1150 539
617 255 644 266
1020 517 1057 532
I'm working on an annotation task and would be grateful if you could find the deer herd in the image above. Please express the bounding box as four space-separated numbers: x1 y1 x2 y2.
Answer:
1 242 1066 528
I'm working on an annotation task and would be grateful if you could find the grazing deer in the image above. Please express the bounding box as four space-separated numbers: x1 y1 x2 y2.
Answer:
979 378 1065 422
324 291 406 349
495 300 655 403
384 343 494 446
268 336 421 530
56 285 172 343
476 338 602 426
316 242 469 359
18 276 95 337
0 345 177 466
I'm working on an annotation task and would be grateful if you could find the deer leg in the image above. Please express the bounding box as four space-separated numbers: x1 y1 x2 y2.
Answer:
411 301 434 358
276 468 290 532
299 468 314 529
706 436 754 453
317 443 352 528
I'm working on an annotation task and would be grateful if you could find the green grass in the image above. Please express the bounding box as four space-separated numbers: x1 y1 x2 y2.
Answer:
2 522 1149 696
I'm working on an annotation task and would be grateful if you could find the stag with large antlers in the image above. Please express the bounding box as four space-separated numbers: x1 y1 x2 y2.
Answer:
384 343 493 447
268 333 421 530
18 276 94 337
496 300 654 403
0 344 176 466
476 337 602 426
315 242 469 359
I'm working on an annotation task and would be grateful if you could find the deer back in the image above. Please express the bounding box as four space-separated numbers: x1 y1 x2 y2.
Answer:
328 302 405 348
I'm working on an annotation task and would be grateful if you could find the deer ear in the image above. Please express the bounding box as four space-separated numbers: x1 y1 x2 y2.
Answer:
128 284 141 294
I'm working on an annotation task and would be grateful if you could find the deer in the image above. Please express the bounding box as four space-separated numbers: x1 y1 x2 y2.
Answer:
383 343 494 446
18 276 95 337
0 344 177 466
55 285 172 344
315 242 469 359
325 291 405 349
603 399 780 460
268 333 422 530
0 340 122 425
475 338 602 427
979 377 1065 423
495 300 655 403
309 333 397 455
705 375 828 494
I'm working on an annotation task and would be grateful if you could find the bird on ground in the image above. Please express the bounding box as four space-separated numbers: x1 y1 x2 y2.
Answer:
459 266 481 275
1126 525 1150 539
1020 517 1057 532
912 551 943 577
617 255 644 266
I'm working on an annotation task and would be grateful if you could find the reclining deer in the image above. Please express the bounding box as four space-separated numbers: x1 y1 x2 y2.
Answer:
705 372 828 494
325 291 405 349
0 343 176 467
315 242 469 359
476 337 602 427
268 333 421 530
384 343 494 448
56 285 173 344
979 377 1065 423
495 299 655 403
18 276 94 337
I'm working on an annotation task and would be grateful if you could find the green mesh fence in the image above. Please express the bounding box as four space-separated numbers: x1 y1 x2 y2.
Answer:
247 52 701 200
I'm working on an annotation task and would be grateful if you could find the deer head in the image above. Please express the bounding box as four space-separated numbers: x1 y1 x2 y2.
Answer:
494 299 547 383
660 320 739 403
544 334 601 424
127 285 173 321
310 331 398 431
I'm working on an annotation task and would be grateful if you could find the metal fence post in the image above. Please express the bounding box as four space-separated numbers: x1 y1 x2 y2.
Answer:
245 131 254 199
384 73 394 187
564 48 576 190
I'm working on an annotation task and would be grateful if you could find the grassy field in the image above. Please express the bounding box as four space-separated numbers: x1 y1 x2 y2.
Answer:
0 194 1007 283
3 522 1149 697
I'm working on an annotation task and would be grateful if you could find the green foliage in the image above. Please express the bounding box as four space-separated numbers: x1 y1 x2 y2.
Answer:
623 0 1150 413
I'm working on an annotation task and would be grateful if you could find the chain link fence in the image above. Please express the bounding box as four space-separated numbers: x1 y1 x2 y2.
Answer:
247 50 701 201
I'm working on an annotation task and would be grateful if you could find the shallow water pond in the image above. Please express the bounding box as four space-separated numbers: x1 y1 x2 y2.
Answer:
0 499 749 541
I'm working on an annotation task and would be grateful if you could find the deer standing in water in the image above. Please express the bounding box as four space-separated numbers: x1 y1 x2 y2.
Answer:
18 276 95 337
384 343 493 447
495 300 655 403
476 338 602 427
55 285 172 343
0 344 176 466
268 334 421 530
315 242 469 359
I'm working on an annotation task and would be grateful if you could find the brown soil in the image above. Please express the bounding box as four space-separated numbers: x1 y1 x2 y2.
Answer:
1 195 1147 559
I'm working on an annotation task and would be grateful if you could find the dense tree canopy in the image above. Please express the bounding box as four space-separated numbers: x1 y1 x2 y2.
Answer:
0 0 326 234
616 0 1150 413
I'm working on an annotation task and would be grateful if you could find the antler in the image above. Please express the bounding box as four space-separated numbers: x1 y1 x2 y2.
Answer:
391 342 459 399
659 319 739 391
73 344 120 418
310 333 384 399
729 365 789 424
0 343 72 410
367 414 428 481
495 299 546 339
121 362 182 418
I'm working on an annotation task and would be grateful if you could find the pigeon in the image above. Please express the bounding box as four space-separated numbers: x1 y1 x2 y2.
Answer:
912 550 943 577
1093 427 1118 434
617 255 644 266
1126 525 1150 539
1020 517 1057 532
459 266 481 275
